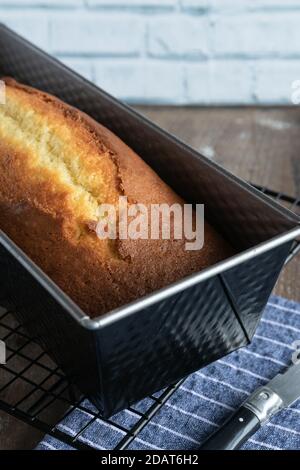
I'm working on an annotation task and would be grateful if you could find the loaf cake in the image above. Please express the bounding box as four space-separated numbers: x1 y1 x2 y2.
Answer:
0 77 232 317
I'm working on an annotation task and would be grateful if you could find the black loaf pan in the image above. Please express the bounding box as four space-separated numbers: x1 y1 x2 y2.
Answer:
0 25 299 417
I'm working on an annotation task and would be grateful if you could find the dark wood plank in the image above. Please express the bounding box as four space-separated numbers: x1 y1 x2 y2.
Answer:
0 412 43 450
136 106 300 197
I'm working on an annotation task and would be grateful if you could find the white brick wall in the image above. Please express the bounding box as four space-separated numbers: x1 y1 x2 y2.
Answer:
0 0 299 105
93 60 185 103
148 16 209 58
211 13 300 57
50 13 145 56
255 61 300 103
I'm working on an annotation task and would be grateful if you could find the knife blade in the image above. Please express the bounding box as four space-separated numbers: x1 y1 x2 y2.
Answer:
200 360 300 450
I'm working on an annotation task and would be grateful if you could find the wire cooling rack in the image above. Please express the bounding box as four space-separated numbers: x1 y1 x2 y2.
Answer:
0 185 299 450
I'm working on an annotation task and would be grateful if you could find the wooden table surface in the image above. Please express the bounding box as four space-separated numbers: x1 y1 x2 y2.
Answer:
0 106 300 450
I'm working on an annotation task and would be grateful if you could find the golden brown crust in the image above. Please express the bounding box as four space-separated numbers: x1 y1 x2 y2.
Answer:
0 77 233 317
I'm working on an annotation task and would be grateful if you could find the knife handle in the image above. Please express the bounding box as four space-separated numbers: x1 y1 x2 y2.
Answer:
200 407 260 450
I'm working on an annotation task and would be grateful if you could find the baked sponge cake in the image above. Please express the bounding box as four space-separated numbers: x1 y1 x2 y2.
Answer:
0 77 232 317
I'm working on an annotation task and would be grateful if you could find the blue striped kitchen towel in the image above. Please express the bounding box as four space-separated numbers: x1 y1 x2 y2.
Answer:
37 295 300 451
